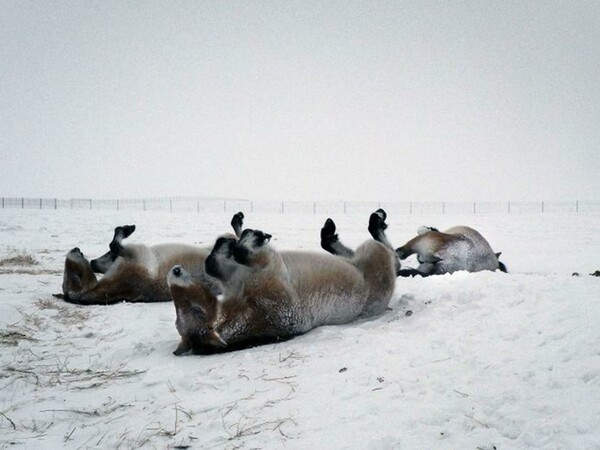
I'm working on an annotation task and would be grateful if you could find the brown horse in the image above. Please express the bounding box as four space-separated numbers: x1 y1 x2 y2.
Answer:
168 210 398 355
395 225 506 277
58 213 244 305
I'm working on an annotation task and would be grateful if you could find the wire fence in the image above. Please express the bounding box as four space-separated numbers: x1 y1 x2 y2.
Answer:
1 197 599 215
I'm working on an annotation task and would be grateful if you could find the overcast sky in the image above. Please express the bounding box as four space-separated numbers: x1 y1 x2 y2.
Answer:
1 1 599 202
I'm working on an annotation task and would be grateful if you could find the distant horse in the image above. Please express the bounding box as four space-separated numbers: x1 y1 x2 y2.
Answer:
395 225 506 277
58 213 244 305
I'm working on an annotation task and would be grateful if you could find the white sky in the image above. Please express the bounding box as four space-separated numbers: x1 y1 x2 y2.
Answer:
1 1 599 202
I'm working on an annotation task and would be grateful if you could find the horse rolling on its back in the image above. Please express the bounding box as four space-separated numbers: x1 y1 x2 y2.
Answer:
59 212 245 305
395 225 507 277
168 210 398 355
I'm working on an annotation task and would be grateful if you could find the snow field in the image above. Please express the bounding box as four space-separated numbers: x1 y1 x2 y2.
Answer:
1 209 599 449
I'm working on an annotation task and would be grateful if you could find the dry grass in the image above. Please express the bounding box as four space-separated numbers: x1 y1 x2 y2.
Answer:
227 417 296 441
0 268 61 275
0 330 39 346
35 297 90 326
0 250 62 275
0 251 38 267
3 363 147 390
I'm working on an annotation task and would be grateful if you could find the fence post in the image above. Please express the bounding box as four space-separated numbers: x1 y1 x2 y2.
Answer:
70 199 73 209
576 200 579 213
224 200 226 213
22 197 24 209
117 199 119 211
143 199 146 211
197 199 200 214
473 202 476 214
90 199 92 210
39 198 42 209
1 197 3 209
541 201 544 213
170 198 173 213
344 201 347 214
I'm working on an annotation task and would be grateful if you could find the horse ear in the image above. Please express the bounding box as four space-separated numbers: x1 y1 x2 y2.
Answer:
495 252 502 259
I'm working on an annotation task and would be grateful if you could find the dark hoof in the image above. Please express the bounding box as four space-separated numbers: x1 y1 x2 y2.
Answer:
115 225 136 238
321 218 337 240
375 208 387 221
320 218 339 253
368 210 388 238
231 212 245 237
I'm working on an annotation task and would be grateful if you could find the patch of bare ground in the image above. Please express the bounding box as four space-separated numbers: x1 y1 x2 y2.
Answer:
0 250 61 275
0 251 38 267
34 297 90 326
2 362 146 390
0 329 39 346
0 268 61 275
0 297 88 350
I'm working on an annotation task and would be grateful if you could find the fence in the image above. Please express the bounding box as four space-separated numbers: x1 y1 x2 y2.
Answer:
1 197 599 215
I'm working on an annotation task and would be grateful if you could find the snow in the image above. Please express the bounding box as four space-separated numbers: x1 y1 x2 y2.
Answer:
1 209 599 449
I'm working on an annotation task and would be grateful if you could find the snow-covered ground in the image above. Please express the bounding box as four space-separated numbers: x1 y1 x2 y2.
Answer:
1 209 599 449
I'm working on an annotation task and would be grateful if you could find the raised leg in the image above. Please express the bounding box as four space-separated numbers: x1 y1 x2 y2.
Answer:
368 209 394 251
320 218 355 258
230 212 244 238
109 225 136 254
91 225 136 273
368 209 401 274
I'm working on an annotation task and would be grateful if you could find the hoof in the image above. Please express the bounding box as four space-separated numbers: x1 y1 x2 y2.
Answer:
321 218 337 240
374 208 387 221
368 210 388 236
320 218 339 253
114 225 136 239
231 212 245 237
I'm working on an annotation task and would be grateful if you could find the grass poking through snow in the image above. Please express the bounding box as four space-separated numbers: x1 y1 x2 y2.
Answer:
0 251 38 267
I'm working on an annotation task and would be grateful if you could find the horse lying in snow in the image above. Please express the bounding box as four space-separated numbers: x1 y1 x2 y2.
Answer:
58 212 244 305
167 210 398 355
321 217 505 277
395 225 507 277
